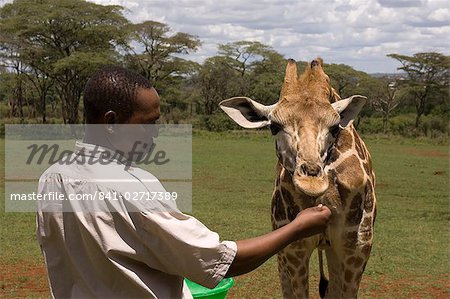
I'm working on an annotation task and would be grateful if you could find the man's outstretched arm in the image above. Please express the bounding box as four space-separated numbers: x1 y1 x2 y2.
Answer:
225 205 331 277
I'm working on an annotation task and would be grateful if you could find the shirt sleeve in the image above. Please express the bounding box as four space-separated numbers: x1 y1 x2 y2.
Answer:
127 210 237 289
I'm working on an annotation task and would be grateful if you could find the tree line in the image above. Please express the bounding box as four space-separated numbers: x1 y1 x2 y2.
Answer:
0 0 448 137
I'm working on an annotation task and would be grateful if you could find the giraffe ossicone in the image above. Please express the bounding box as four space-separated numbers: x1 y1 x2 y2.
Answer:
220 58 376 299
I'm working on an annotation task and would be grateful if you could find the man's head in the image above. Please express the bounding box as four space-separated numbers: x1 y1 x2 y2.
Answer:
83 66 160 124
82 66 161 160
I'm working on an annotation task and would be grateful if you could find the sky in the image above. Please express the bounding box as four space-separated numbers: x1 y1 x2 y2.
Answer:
1 0 449 73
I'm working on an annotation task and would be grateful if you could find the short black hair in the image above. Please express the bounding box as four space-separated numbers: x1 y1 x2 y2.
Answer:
83 66 153 123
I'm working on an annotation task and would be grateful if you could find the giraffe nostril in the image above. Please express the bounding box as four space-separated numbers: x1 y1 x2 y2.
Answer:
299 162 322 177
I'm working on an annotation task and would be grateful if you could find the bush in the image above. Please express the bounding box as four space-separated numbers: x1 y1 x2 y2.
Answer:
420 115 449 138
357 117 384 134
195 113 241 132
358 114 449 138
160 108 191 124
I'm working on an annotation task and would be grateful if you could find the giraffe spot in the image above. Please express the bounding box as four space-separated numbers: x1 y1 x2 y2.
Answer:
360 217 372 232
295 250 305 259
347 286 358 296
292 279 299 290
361 244 372 257
345 231 358 248
346 256 356 265
336 128 353 152
362 161 371 176
353 257 364 268
336 155 365 189
301 276 308 287
281 187 293 203
287 265 296 276
360 229 372 242
354 133 366 160
272 190 286 222
287 205 300 222
297 265 306 275
346 207 363 226
337 183 351 207
326 147 340 165
286 253 298 265
350 193 363 209
344 270 353 283
364 181 375 212
281 187 300 221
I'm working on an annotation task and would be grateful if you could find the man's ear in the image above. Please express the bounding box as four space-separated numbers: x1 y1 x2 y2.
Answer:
219 97 275 129
104 111 117 133
331 95 367 128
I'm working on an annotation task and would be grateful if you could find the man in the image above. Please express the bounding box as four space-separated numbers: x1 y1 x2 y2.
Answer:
36 66 331 298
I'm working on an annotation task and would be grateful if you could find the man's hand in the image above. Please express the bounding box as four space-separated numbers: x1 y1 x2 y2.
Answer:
292 204 332 238
225 204 332 278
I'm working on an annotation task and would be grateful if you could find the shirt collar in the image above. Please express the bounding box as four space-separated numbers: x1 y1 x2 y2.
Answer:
74 141 135 167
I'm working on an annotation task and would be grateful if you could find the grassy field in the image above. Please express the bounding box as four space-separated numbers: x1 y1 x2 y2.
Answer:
1 132 449 298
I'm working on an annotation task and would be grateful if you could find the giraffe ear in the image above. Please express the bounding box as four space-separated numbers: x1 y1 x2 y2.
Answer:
219 97 275 129
331 95 367 127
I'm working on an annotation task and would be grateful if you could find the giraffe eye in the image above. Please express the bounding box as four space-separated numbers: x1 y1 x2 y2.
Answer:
269 123 282 135
330 125 340 137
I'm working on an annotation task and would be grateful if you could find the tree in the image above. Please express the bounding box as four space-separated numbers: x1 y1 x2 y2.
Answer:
248 49 285 104
325 63 368 98
217 41 277 95
0 0 129 123
371 79 404 133
125 21 201 93
0 22 26 119
197 42 286 114
197 56 240 115
387 52 450 128
218 41 272 77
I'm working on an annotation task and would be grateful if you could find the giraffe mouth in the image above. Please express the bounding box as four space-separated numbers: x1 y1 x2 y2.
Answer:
293 174 329 197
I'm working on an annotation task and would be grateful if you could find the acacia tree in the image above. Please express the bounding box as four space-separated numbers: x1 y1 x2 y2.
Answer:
0 0 129 123
125 21 201 91
388 52 449 128
197 56 240 115
217 41 277 95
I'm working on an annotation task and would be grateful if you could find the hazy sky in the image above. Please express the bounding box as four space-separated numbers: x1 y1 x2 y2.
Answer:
2 0 449 72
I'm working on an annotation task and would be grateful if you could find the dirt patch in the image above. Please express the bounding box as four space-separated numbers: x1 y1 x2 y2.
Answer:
404 148 449 158
1 261 448 298
361 273 450 299
0 261 49 298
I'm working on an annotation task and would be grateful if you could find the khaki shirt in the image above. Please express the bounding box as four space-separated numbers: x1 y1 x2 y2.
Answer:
36 142 237 298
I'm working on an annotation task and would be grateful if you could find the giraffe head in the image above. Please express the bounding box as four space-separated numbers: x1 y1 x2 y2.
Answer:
220 58 366 197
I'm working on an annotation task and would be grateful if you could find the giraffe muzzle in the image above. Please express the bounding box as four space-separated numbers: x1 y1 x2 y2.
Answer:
293 162 329 197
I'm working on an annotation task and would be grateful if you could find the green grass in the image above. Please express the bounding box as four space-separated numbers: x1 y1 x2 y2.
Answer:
1 132 449 298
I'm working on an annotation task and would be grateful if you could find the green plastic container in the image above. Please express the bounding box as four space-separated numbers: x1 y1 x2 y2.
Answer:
185 278 234 299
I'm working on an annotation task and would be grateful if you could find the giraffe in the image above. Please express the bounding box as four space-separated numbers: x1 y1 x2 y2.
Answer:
219 58 376 299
